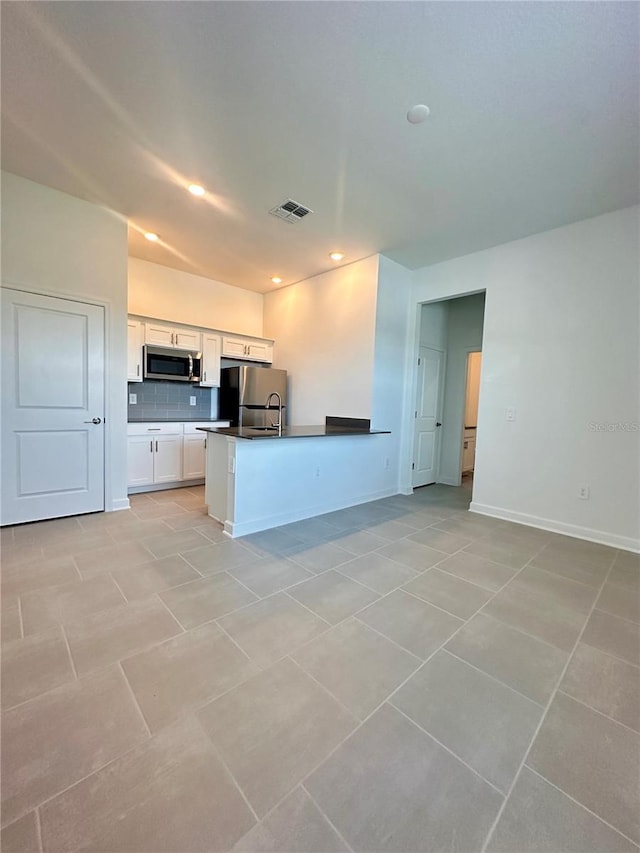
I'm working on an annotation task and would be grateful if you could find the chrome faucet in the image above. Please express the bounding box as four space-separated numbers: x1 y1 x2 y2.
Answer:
265 391 283 434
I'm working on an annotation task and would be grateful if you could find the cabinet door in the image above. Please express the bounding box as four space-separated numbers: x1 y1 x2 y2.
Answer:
128 435 154 486
200 334 221 387
153 434 183 483
245 342 273 363
221 336 247 358
127 320 143 382
174 329 202 350
183 434 206 479
145 323 175 347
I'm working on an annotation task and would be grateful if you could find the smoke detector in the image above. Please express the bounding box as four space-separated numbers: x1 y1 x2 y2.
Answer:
269 198 313 223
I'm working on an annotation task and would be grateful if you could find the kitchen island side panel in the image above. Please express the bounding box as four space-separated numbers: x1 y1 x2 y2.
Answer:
204 431 396 537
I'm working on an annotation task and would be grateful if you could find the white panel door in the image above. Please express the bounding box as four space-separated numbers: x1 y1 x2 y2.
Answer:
412 346 444 488
1 288 105 524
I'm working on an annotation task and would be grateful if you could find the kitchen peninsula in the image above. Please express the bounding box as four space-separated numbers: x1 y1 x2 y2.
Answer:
199 418 391 537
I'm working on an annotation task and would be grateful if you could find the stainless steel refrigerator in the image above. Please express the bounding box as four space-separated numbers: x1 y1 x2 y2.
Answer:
219 366 288 428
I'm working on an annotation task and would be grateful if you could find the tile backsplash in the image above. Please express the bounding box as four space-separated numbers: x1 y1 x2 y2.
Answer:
128 380 216 421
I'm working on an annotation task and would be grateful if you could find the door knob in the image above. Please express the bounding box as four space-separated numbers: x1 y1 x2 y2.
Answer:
84 417 102 424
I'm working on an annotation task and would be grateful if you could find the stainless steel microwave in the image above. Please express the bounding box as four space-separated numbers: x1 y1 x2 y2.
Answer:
143 345 202 382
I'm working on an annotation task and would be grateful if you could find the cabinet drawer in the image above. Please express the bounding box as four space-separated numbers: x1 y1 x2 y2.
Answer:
127 422 183 436
183 421 230 434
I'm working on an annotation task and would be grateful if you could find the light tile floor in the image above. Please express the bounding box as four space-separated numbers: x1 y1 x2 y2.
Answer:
1 484 639 852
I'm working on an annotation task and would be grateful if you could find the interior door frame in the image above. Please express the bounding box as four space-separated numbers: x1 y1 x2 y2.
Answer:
412 345 446 487
1 279 114 514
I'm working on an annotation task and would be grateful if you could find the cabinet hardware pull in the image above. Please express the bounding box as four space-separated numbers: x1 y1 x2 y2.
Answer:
137 364 140 376
156 440 159 452
204 371 207 381
150 440 153 452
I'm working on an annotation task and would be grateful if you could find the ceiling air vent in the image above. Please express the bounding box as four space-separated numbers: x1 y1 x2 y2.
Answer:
269 198 313 223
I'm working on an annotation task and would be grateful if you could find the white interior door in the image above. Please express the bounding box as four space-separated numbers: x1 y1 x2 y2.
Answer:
1 288 105 525
412 346 444 487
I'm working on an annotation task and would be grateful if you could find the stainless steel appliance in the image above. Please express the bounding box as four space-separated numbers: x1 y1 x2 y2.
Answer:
220 366 288 428
143 345 202 382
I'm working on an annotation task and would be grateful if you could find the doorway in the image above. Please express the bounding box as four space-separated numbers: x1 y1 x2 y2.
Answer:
412 293 485 494
461 350 482 488
1 288 106 525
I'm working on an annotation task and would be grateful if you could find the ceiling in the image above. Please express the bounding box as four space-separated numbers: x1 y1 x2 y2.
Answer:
2 2 638 294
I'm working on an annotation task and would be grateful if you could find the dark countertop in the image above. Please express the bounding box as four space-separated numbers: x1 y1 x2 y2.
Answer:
197 425 390 440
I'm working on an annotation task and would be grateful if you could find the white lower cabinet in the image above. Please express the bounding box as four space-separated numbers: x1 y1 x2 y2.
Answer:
183 434 206 480
127 429 182 486
127 421 228 491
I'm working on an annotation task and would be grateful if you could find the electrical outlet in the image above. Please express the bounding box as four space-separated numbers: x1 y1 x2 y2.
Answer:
384 457 390 469
313 466 320 478
129 393 137 405
228 456 235 474
505 407 516 422
189 396 197 406
578 485 590 500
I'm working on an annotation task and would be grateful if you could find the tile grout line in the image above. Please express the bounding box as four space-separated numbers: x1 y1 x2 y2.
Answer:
35 807 44 853
152 591 188 634
191 714 262 826
479 551 619 853
591 605 640 628
523 765 640 848
577 637 640 670
117 660 153 739
388 702 506 797
60 624 79 681
469 608 582 657
300 783 357 853
286 655 362 722
441 647 545 709
17 594 24 639
555 688 640 737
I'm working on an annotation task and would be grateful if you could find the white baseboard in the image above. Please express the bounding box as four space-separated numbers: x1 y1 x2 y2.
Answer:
108 497 131 512
437 476 460 487
469 501 640 554
127 479 204 495
221 487 398 538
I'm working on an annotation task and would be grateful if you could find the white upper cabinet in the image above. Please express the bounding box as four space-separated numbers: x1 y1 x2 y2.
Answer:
144 322 202 351
222 335 273 363
132 316 273 364
200 334 222 387
127 320 144 382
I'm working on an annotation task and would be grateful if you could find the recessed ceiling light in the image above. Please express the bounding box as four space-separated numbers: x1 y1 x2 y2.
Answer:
329 251 344 261
271 276 283 284
407 104 431 124
188 184 206 197
144 232 159 242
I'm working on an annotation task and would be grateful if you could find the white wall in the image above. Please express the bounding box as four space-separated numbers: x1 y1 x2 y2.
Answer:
263 256 379 425
1 172 129 511
128 257 263 337
439 294 485 485
411 206 640 550
372 255 414 493
419 301 449 350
